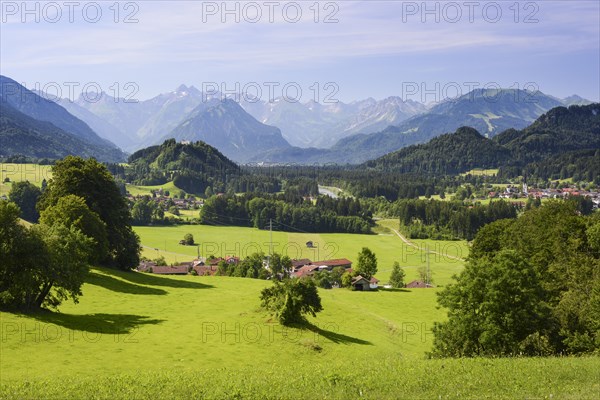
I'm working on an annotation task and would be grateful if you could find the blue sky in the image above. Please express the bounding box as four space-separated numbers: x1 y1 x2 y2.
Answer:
1 0 598 102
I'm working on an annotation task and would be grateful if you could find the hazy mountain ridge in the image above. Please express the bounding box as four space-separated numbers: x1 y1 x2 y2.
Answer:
0 102 126 162
363 103 600 175
5 74 594 166
238 96 427 148
164 98 291 163
0 75 126 162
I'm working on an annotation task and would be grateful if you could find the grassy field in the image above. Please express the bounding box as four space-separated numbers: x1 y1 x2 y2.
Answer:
460 168 499 176
1 267 598 399
0 163 52 196
125 181 183 197
2 167 598 398
134 220 467 284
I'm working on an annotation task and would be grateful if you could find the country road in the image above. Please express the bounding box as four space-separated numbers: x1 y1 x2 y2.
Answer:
389 227 464 261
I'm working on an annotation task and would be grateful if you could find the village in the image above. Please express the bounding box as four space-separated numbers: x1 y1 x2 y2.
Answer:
490 183 600 207
137 254 433 291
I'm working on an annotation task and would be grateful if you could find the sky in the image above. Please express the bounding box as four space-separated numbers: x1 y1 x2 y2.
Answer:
1 0 599 103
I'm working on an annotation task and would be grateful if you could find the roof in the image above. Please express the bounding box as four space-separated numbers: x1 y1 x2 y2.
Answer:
207 257 224 266
310 258 352 268
137 261 157 272
291 258 312 268
193 265 218 276
294 265 319 278
351 275 370 285
152 265 190 275
370 277 379 284
406 280 434 288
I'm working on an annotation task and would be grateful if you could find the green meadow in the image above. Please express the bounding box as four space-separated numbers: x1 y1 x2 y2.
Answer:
1 167 598 398
1 267 598 399
125 181 182 197
134 220 467 284
0 163 52 196
460 168 500 176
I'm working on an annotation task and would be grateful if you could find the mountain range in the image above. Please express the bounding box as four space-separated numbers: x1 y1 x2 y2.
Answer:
166 98 290 163
1 74 595 165
0 76 126 162
363 103 600 175
116 103 600 196
253 89 574 164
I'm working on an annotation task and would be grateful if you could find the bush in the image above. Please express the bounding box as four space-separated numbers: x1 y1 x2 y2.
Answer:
260 278 323 325
183 233 194 245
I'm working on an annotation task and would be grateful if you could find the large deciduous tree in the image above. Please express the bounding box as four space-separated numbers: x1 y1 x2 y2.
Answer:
8 181 42 222
432 201 600 357
38 156 140 270
0 201 94 310
260 278 323 325
355 247 377 280
39 195 108 264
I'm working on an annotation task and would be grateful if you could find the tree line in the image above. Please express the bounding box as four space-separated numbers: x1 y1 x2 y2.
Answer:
432 201 600 356
199 193 372 234
393 198 518 241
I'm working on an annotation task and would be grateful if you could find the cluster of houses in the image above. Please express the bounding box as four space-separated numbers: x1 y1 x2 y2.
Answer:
138 255 239 276
137 255 433 291
289 258 378 291
490 184 600 208
126 188 204 211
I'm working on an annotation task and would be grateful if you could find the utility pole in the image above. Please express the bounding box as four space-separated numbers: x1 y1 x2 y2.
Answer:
269 218 273 265
426 244 430 286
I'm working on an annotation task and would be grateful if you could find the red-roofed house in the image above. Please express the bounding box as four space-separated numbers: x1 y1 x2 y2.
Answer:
291 258 312 269
151 265 190 275
193 265 219 276
369 277 380 289
137 261 157 272
406 280 434 288
293 265 320 278
309 258 352 270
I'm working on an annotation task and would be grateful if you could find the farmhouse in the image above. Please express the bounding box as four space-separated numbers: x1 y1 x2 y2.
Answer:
312 258 352 270
137 261 157 272
406 280 435 288
351 275 371 291
291 258 312 269
369 277 380 289
294 265 320 278
193 265 219 276
151 264 190 275
290 258 353 277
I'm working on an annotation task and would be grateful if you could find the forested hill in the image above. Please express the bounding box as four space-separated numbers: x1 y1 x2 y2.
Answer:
363 104 600 175
494 103 600 163
120 139 279 194
0 102 126 162
362 127 510 174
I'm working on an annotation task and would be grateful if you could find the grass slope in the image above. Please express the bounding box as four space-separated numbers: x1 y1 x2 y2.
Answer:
1 267 598 399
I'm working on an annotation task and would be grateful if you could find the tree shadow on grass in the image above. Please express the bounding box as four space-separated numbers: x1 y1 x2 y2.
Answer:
87 272 168 295
95 267 214 290
26 310 163 334
301 322 372 345
379 288 412 293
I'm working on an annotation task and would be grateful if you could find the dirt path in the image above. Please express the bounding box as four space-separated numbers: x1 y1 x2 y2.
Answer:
389 228 464 261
